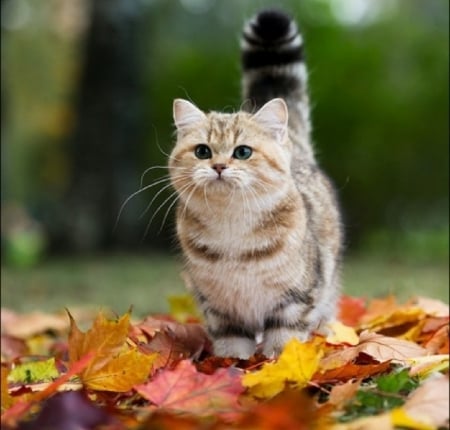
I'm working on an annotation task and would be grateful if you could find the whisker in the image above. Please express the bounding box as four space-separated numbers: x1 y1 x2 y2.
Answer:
139 174 190 220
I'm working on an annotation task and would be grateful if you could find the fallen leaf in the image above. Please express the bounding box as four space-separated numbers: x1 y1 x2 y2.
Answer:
408 296 449 317
1 335 28 361
390 407 435 430
338 295 367 327
15 391 122 430
1 366 12 411
407 354 449 378
327 380 361 408
330 412 393 430
135 359 244 417
422 323 449 354
243 337 324 399
167 294 202 323
82 348 156 392
235 388 318 430
320 331 427 370
140 321 211 369
402 374 449 428
1 310 68 339
326 321 359 346
68 310 155 391
313 360 391 384
8 358 59 384
68 310 130 370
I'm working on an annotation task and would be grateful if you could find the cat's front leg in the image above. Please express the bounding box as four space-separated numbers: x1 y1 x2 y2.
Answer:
213 336 256 359
262 305 311 357
204 310 256 359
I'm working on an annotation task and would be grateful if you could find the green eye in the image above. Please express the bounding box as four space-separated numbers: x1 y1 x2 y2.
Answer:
194 144 212 159
233 145 253 160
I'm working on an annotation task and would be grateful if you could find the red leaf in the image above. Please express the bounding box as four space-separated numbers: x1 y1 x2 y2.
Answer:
338 295 367 327
134 359 244 417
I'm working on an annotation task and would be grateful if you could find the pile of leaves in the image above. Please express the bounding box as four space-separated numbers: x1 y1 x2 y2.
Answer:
1 294 449 429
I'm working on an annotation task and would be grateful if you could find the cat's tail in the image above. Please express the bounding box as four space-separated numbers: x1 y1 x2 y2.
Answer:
241 9 313 151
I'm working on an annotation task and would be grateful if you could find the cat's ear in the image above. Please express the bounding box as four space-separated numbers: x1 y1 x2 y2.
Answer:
173 99 206 129
252 98 288 142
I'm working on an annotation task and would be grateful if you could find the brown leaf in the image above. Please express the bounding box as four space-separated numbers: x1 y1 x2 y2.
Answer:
327 380 361 408
1 335 28 360
313 360 391 384
321 331 427 370
135 359 244 417
403 375 449 428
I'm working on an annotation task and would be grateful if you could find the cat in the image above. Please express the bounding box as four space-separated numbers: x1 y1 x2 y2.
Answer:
168 9 343 358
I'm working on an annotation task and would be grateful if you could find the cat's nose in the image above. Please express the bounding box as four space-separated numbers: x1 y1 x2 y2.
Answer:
212 163 228 175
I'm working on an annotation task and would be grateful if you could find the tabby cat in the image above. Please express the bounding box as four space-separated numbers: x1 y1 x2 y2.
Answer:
168 9 342 358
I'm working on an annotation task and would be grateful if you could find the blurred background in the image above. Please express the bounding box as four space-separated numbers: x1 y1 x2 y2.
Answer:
1 0 448 316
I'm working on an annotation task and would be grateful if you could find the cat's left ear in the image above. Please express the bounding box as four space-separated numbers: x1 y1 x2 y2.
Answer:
173 99 206 129
252 98 288 143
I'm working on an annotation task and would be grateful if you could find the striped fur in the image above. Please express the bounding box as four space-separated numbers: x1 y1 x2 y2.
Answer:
168 9 342 358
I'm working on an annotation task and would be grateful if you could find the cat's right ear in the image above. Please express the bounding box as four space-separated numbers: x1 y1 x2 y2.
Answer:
173 99 206 129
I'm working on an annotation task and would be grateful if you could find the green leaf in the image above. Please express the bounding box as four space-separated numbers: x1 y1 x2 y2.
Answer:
8 358 59 384
376 368 418 394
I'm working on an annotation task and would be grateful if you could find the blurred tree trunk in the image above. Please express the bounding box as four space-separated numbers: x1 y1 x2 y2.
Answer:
59 0 144 252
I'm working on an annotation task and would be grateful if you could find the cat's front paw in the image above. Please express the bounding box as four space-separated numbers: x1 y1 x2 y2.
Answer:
213 337 256 359
262 328 310 357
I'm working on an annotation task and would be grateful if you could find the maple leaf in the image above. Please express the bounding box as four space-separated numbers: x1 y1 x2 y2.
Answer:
325 321 359 346
134 359 244 417
338 295 367 327
327 380 361 408
167 294 202 323
320 331 427 370
407 354 449 378
313 360 391 384
15 391 123 430
235 388 318 430
68 310 155 392
139 320 211 369
401 374 449 428
1 335 28 361
243 337 324 399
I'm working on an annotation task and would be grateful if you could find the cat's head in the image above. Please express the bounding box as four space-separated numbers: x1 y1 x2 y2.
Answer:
169 98 293 205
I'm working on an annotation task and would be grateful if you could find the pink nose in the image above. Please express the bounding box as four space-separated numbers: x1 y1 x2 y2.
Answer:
212 163 228 175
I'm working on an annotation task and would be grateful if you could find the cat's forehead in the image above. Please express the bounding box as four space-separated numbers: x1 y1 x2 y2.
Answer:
204 111 252 147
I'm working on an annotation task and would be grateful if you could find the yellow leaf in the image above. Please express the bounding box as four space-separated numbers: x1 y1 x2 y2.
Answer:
407 354 449 378
242 337 324 399
67 310 156 391
326 321 359 346
390 408 435 430
68 310 131 373
168 294 202 323
83 349 157 392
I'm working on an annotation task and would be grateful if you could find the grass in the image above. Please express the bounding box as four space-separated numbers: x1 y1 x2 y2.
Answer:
1 251 448 318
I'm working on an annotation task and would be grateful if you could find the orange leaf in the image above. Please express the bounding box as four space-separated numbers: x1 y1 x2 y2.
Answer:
235 388 318 430
68 310 130 370
134 359 244 416
338 295 366 327
313 360 391 384
1 366 12 412
67 310 155 391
